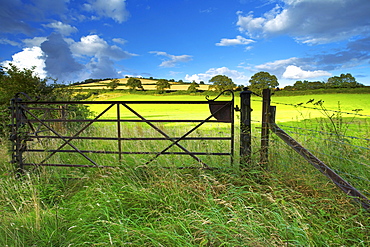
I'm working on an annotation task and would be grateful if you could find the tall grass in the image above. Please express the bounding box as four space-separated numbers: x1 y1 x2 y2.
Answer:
1 120 370 246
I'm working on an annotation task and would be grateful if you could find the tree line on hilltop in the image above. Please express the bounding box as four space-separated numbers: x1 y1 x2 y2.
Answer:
78 71 365 95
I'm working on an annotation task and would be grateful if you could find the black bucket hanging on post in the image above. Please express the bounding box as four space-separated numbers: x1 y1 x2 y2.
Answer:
208 101 232 122
206 90 234 122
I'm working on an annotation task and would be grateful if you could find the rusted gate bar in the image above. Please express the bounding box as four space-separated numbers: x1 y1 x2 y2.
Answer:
268 109 370 211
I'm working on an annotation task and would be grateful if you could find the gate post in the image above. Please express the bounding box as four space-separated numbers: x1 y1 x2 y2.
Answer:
240 87 252 167
10 96 25 172
260 88 271 168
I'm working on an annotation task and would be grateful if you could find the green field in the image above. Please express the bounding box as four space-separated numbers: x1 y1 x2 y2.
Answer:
85 92 370 123
1 92 369 246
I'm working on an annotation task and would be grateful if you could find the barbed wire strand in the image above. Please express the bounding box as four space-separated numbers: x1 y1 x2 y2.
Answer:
282 129 370 151
276 124 370 142
304 147 370 170
270 100 370 118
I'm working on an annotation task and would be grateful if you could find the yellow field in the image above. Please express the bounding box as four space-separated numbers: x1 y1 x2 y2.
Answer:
71 78 211 91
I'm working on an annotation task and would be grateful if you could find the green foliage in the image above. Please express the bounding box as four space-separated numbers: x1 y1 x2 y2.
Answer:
156 79 171 93
106 79 119 90
286 73 363 91
209 75 236 92
0 64 91 137
0 64 54 104
292 80 325 90
249 71 279 94
327 73 363 88
126 77 143 90
187 81 199 93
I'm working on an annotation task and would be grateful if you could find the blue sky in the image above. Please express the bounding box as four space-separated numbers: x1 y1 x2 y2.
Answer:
1 0 370 87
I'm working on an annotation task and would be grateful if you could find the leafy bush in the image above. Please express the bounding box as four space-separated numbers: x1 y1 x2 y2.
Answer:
0 64 91 138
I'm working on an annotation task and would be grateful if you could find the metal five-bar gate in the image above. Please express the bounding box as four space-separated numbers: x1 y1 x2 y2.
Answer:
10 91 235 170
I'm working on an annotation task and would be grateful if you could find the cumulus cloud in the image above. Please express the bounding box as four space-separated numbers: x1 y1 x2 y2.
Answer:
282 65 331 79
83 0 130 23
70 35 135 79
150 51 192 67
71 35 135 60
216 35 255 46
40 33 83 81
1 47 47 78
237 0 370 44
43 21 78 36
87 56 119 78
185 67 248 84
22 37 48 47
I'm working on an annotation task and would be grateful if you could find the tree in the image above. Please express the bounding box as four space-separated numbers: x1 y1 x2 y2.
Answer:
0 64 92 137
248 71 278 94
0 64 53 105
107 79 119 90
209 75 236 92
327 73 363 88
156 79 171 93
126 77 143 90
187 81 199 93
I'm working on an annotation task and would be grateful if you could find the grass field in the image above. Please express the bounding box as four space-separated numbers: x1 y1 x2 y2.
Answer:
85 92 370 123
1 91 369 246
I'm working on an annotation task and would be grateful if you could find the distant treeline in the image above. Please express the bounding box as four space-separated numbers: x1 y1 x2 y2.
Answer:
70 77 206 86
70 78 114 85
283 73 364 91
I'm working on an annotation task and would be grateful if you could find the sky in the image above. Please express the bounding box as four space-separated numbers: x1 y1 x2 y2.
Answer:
1 0 370 87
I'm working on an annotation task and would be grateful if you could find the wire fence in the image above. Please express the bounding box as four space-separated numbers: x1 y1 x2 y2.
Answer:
253 94 370 201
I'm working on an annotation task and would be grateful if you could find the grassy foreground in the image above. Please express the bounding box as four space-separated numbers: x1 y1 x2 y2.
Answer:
1 148 369 246
1 92 370 246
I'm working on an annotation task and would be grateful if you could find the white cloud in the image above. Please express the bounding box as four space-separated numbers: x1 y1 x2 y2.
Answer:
69 35 136 80
216 35 255 46
237 0 370 44
112 38 127 45
1 47 47 78
71 35 135 60
22 37 48 47
43 21 78 36
282 65 331 79
150 51 192 67
84 0 130 23
185 67 249 84
0 38 20 46
255 57 299 71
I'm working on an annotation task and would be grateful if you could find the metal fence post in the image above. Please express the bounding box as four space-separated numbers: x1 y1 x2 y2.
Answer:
260 88 271 168
240 87 252 167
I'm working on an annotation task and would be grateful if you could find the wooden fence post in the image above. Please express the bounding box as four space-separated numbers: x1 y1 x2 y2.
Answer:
260 89 271 168
240 87 252 167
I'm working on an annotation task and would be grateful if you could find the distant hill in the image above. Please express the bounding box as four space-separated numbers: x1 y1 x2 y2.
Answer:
71 78 211 91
